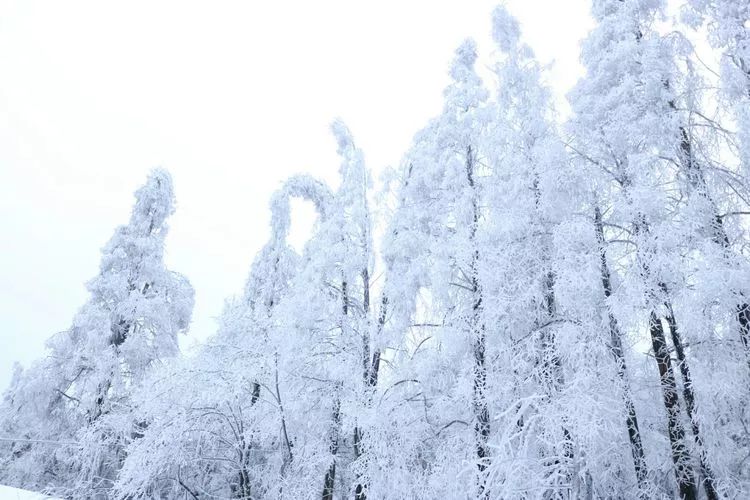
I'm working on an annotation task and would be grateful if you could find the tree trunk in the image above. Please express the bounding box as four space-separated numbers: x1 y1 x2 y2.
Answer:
230 383 262 499
353 427 364 500
649 312 698 500
233 434 252 499
322 394 341 500
533 171 574 484
471 292 489 499
352 295 388 500
540 270 575 488
322 276 348 500
466 145 490 498
663 300 719 500
368 295 387 388
629 204 701 500
276 358 294 490
593 206 649 490
738 304 750 375
353 268 371 500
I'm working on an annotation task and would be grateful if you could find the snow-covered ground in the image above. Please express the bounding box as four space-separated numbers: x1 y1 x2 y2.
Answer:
0 485 57 499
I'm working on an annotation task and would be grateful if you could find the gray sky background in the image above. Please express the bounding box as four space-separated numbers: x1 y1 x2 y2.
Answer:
0 0 594 389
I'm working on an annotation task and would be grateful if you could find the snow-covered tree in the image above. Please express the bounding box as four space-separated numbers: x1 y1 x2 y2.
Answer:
681 0 750 407
113 171 333 499
5 3 750 499
114 122 378 500
371 36 495 498
479 6 590 497
566 0 735 497
271 121 376 499
0 169 194 497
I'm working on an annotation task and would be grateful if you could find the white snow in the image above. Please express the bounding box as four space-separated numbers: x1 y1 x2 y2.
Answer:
0 485 58 499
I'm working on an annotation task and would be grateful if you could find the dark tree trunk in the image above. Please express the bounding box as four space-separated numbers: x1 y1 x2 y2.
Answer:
353 268 371 500
531 164 576 493
533 172 575 477
368 295 388 388
322 395 341 500
229 383 262 499
342 280 348 316
649 312 697 500
362 162 411 396
251 382 261 405
352 295 388 500
631 210 696 499
540 271 575 486
361 268 371 380
353 428 364 500
466 145 490 498
322 276 348 500
233 436 252 499
471 297 490 499
739 304 750 375
667 119 728 498
663 300 719 500
593 206 649 490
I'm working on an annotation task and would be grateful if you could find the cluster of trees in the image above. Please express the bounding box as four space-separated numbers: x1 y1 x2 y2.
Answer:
2 0 750 498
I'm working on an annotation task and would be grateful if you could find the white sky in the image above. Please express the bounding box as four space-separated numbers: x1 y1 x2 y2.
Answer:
0 0 594 389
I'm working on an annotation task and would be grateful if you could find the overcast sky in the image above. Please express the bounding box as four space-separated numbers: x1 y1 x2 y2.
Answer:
0 0 594 389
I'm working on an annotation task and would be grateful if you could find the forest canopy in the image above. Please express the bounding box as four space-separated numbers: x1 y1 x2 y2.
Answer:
2 1 750 499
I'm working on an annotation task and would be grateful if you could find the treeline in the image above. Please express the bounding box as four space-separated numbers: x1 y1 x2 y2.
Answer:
2 1 750 498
